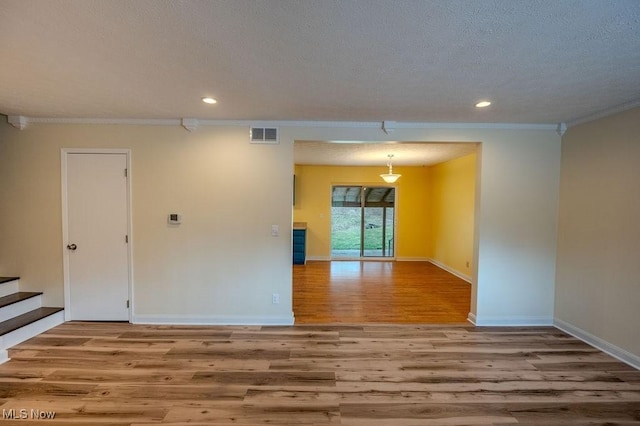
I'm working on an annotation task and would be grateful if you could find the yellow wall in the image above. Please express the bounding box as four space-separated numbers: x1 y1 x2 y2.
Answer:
428 153 476 278
294 153 476 274
293 165 430 259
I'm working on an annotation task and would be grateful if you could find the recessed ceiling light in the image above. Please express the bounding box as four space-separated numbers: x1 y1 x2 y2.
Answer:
202 97 217 104
475 101 491 108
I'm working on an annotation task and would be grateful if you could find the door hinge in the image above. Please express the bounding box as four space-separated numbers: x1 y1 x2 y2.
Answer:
125 235 128 243
126 300 130 308
124 168 128 177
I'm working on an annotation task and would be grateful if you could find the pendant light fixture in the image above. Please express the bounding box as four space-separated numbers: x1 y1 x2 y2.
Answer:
380 154 401 183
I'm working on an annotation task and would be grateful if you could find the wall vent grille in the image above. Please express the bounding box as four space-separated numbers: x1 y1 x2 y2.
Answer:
250 127 279 144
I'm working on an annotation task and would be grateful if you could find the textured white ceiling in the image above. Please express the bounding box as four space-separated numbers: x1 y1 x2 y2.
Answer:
1 0 639 123
294 142 478 166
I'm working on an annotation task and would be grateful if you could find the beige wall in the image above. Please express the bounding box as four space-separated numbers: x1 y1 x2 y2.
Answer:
5 111 637 364
0 122 294 323
473 134 560 323
0 119 561 325
555 108 640 362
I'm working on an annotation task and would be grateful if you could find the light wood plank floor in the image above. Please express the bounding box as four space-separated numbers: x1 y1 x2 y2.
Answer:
1 322 639 425
293 261 471 324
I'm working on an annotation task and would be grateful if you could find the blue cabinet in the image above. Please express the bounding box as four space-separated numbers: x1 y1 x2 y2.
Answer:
293 224 307 265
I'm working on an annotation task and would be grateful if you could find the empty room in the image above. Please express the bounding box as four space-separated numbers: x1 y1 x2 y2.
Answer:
292 141 477 324
1 1 639 424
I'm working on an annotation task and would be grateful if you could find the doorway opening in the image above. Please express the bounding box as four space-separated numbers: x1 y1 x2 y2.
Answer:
331 185 396 259
292 140 478 325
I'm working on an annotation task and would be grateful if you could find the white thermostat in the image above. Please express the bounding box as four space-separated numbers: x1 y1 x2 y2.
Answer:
168 213 182 225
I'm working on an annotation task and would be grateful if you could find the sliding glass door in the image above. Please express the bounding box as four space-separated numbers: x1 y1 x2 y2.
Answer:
331 186 362 258
363 187 395 257
331 186 396 259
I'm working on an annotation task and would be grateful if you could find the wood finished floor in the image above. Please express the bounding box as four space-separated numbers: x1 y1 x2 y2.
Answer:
1 322 639 425
293 261 471 324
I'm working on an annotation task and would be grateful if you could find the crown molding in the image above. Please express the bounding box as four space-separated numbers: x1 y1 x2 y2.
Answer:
566 99 640 128
17 102 640 131
17 117 558 131
27 117 181 126
202 120 382 128
556 122 568 137
394 122 556 130
7 115 28 130
181 118 199 132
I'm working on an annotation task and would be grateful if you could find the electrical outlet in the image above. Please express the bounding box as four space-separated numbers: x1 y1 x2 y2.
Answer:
271 225 279 237
466 261 470 268
272 293 280 304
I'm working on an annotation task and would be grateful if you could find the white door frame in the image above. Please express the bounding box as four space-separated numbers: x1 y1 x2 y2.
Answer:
61 148 133 322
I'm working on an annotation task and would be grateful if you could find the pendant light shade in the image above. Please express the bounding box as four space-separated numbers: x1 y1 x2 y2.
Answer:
380 154 401 183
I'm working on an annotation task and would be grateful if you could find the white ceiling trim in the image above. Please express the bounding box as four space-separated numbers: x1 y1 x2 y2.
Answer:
15 95 640 131
393 122 557 130
16 117 558 131
25 117 182 126
566 100 640 128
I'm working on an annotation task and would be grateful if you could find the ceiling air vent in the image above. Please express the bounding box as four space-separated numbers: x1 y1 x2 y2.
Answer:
250 127 279 144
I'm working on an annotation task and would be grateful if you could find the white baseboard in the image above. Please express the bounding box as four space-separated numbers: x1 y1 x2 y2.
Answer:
427 258 472 283
554 318 640 370
396 257 430 262
0 349 7 365
472 315 553 326
467 312 477 325
133 313 295 326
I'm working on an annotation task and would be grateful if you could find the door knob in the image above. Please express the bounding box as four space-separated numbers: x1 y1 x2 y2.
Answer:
67 243 77 251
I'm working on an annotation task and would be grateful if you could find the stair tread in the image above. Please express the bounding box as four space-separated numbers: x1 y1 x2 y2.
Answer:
0 307 63 336
0 292 43 309
0 277 20 285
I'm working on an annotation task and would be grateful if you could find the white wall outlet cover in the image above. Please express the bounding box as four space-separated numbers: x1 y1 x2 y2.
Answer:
271 225 279 236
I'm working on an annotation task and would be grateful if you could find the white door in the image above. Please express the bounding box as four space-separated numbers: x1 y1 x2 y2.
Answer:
65 152 130 320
